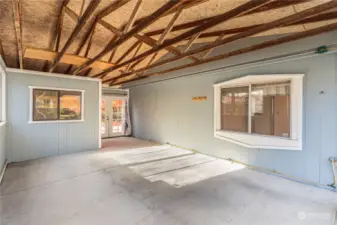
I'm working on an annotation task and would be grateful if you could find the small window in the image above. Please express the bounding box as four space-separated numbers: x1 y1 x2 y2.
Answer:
32 88 83 122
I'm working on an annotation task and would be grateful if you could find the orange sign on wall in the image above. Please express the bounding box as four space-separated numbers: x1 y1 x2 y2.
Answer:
192 96 207 101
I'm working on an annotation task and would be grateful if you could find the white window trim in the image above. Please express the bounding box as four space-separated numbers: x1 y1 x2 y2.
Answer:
28 86 85 124
213 74 304 151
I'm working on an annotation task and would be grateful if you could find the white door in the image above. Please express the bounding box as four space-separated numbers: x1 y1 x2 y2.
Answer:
101 96 126 138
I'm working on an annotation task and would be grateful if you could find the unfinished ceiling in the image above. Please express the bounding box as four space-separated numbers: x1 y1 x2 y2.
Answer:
1 0 337 87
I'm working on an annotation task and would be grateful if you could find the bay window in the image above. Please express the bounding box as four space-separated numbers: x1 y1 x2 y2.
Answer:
214 75 303 150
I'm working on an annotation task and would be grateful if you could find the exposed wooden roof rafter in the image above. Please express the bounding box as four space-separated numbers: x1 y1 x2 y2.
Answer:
73 0 188 75
124 0 143 34
144 0 311 37
115 40 140 64
7 0 337 84
193 11 337 40
49 0 101 72
62 0 128 74
98 19 199 69
133 0 210 27
133 8 185 78
124 41 143 73
94 0 274 78
183 32 201 53
97 0 132 19
111 21 337 86
11 0 23 69
25 47 116 70
42 0 71 72
108 0 337 81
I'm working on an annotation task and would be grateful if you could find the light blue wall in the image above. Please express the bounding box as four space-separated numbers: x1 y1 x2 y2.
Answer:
128 32 337 185
6 70 100 162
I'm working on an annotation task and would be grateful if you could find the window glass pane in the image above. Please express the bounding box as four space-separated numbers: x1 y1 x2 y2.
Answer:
33 90 58 121
112 100 123 133
251 81 290 137
101 100 106 133
221 86 249 132
59 91 82 120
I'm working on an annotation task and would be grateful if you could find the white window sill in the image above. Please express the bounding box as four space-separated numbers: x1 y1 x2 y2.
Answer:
214 130 302 150
28 120 84 124
0 121 7 127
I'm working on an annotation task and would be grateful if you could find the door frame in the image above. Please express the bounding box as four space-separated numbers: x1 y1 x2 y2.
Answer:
101 95 128 138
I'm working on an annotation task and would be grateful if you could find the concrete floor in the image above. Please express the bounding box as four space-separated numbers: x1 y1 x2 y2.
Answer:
1 137 337 225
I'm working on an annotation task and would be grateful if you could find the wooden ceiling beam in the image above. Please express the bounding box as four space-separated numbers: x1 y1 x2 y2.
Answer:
106 35 119 63
49 0 101 72
64 0 204 76
144 0 310 37
124 41 143 72
11 0 23 69
115 41 140 64
243 0 310 16
110 21 337 86
183 32 201 53
111 0 337 80
133 9 184 77
124 0 143 33
79 0 86 17
98 19 199 68
73 0 188 75
24 47 116 70
102 0 206 69
196 11 337 40
158 9 183 45
65 21 98 75
93 0 273 78
97 0 132 19
43 0 70 71
201 33 225 59
63 0 125 74
64 5 79 22
127 54 147 72
133 0 209 27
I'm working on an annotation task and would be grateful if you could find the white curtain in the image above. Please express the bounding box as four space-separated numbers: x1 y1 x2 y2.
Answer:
122 100 132 136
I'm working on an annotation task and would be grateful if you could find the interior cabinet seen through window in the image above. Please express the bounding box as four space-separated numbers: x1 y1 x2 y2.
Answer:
220 81 290 138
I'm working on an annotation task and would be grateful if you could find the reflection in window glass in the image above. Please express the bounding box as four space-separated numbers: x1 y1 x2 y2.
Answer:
59 91 82 120
251 82 290 137
221 86 249 132
32 89 83 121
33 90 59 121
